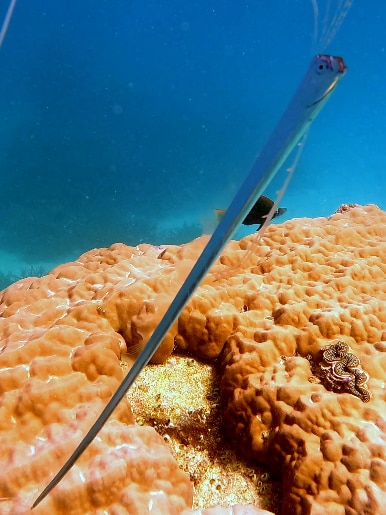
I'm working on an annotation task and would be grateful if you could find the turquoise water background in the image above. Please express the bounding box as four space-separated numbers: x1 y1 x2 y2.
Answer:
0 1 385 284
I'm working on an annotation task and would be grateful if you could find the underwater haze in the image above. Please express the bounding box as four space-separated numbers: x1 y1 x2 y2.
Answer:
0 0 385 286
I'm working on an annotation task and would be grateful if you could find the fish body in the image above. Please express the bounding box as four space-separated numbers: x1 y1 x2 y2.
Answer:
32 54 347 509
215 195 287 229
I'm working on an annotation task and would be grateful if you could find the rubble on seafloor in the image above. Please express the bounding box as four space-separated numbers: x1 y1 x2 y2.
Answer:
0 204 385 514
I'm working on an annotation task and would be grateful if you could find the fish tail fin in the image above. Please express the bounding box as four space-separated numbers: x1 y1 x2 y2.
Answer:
201 209 225 235
214 209 226 225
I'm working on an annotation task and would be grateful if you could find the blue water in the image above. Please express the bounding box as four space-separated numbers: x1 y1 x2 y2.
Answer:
0 0 385 279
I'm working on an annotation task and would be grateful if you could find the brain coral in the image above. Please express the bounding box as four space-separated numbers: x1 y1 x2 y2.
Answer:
0 203 385 514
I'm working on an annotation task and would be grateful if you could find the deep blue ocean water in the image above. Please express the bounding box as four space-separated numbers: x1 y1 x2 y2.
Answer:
0 0 385 283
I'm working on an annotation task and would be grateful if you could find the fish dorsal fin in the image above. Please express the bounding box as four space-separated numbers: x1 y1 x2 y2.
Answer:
311 0 353 52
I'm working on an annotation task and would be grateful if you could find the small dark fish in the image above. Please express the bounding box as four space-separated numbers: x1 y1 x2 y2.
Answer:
242 195 287 228
215 195 287 230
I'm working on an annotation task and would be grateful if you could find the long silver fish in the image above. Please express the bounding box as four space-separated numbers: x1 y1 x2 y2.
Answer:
32 54 347 509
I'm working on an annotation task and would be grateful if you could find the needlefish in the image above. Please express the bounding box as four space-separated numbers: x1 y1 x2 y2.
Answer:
32 54 347 508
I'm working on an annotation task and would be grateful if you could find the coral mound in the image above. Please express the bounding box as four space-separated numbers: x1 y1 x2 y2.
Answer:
0 203 385 514
0 246 194 513
209 204 386 515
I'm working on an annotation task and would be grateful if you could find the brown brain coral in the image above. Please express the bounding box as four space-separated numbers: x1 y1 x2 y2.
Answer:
0 245 199 513
0 203 385 514
207 204 386 514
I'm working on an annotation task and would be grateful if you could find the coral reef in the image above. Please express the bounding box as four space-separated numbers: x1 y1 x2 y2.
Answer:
0 204 385 514
0 247 193 513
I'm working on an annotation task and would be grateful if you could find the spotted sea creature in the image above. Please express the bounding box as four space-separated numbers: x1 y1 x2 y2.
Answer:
318 341 371 402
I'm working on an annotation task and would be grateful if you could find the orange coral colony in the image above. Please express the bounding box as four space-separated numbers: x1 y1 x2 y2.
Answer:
0 203 385 514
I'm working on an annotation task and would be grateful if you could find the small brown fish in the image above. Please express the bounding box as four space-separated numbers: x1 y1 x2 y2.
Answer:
215 195 287 230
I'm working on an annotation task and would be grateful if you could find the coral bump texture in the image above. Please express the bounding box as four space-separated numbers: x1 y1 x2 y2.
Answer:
0 203 385 514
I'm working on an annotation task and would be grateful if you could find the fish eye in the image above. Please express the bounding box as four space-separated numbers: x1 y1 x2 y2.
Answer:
315 62 326 74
